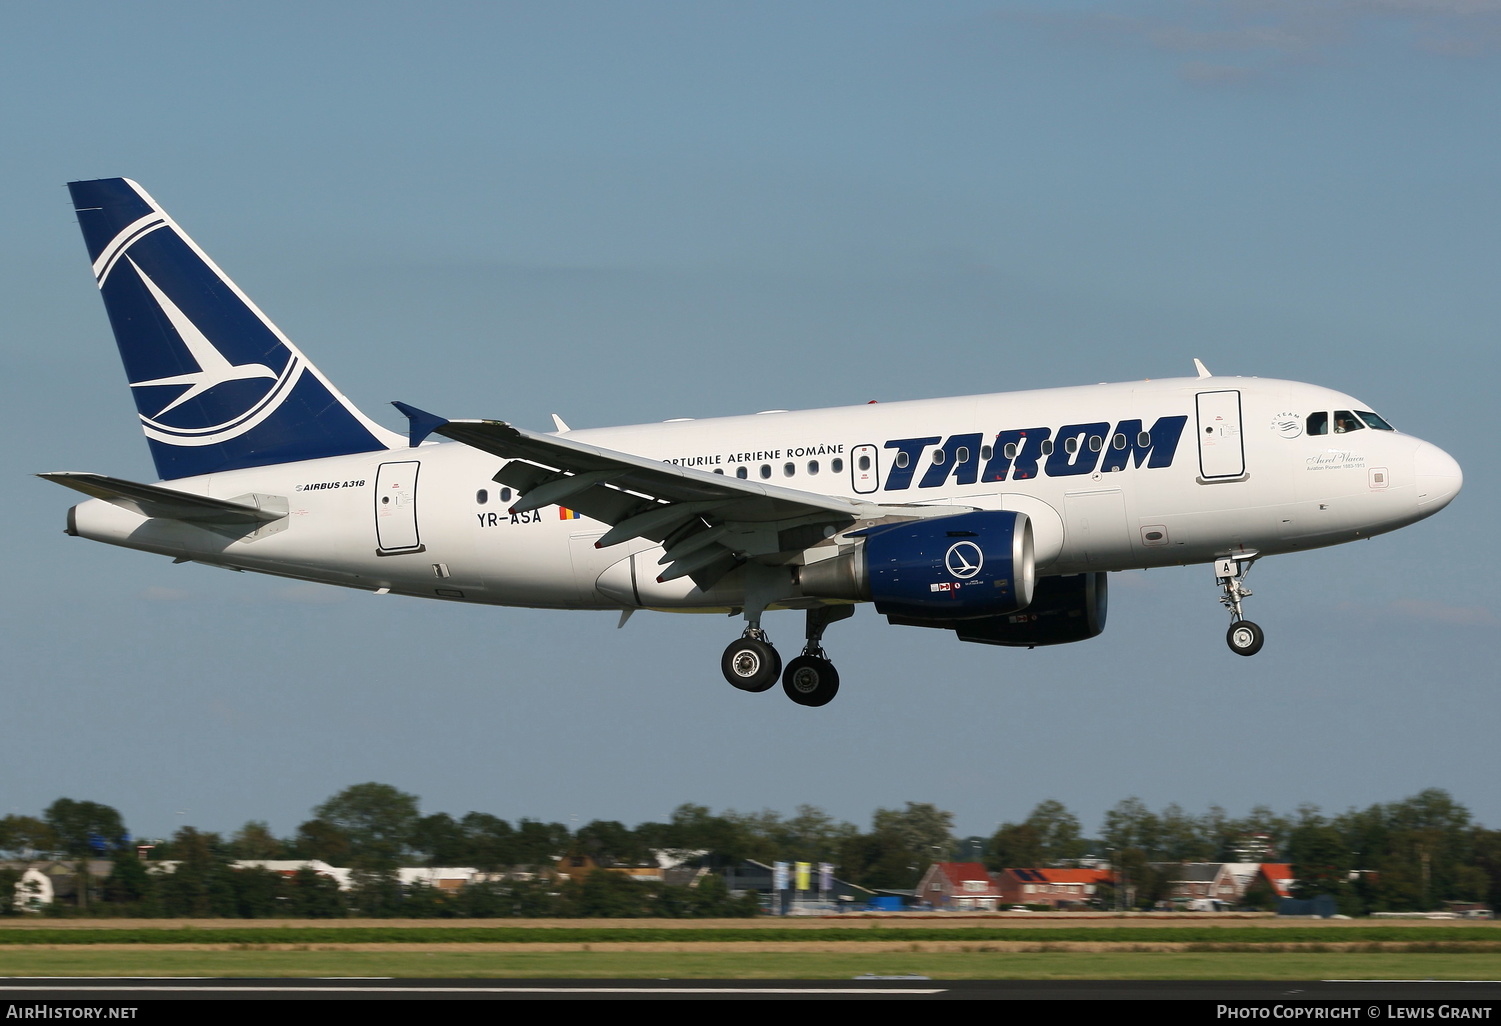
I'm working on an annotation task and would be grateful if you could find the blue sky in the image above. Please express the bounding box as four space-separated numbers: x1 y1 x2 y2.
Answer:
3 1 1497 845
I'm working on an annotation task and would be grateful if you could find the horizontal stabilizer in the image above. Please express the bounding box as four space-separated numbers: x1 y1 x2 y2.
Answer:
38 472 286 525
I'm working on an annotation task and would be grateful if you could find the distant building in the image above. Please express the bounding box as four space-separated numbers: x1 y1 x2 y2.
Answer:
995 867 1112 909
3 860 112 909
721 859 874 913
917 862 1002 910
1258 863 1295 900
232 859 352 889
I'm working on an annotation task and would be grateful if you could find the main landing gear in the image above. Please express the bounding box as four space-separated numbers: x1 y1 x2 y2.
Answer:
1215 554 1265 657
720 606 853 706
721 631 779 693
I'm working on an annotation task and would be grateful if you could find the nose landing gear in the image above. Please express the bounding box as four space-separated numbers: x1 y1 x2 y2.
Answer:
1215 554 1265 657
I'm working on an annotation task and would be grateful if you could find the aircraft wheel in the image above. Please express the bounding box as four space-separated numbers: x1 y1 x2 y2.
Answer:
1227 620 1265 657
721 637 781 692
782 655 840 707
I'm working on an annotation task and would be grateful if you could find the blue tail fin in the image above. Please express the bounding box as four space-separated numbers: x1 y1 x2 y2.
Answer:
68 178 401 480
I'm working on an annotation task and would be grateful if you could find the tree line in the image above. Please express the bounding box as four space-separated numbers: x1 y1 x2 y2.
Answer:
3 786 1498 917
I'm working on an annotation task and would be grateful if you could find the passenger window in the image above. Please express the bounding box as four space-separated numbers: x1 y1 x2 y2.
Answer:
980 445 992 461
1089 436 1103 452
1307 412 1329 436
1064 437 1078 455
1333 410 1364 433
894 452 909 469
1040 440 1054 456
807 460 819 475
1003 442 1018 460
736 467 748 479
956 446 970 464
858 455 871 471
1136 431 1150 448
760 464 771 479
832 458 844 473
932 449 946 465
714 468 724 475
476 489 488 504
783 463 794 477
1113 433 1126 450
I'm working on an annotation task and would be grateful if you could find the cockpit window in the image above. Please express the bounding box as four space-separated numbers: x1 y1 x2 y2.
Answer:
1357 410 1395 431
1307 412 1329 436
1333 410 1364 433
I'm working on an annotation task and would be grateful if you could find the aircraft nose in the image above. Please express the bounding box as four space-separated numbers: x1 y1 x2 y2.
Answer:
1414 440 1462 511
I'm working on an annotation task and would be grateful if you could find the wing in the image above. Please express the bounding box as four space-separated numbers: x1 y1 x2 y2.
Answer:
417 411 970 590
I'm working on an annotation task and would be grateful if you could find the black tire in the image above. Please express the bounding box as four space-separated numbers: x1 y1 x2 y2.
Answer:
1227 620 1265 657
782 655 840 707
721 637 781 692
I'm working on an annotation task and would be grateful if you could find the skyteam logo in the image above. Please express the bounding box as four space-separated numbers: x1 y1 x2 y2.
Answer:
96 221 305 449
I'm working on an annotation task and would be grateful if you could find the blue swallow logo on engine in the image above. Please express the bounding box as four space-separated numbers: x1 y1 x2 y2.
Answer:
944 541 984 579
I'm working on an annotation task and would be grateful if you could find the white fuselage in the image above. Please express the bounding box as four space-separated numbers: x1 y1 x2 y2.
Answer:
66 375 1462 613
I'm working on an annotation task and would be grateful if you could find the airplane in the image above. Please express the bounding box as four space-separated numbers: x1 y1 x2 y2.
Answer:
42 178 1464 707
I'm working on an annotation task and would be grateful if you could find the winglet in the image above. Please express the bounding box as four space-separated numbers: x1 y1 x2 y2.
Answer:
551 413 571 433
1193 358 1212 379
391 402 448 447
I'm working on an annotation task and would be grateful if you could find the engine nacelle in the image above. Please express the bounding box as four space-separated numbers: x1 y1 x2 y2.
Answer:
888 571 1108 648
799 510 1034 620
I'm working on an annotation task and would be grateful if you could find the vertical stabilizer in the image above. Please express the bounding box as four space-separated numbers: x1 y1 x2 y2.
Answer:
68 178 401 479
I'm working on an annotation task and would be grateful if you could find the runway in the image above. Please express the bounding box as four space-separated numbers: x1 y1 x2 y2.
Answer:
2 978 1499 1001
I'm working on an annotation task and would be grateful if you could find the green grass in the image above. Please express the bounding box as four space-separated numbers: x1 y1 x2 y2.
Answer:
2 926 1498 945
2 921 1495 979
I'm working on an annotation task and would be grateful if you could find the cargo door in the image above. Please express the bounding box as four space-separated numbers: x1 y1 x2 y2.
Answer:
374 460 424 553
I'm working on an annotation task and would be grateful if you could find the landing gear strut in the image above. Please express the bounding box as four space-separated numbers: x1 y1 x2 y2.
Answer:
1215 554 1265 657
782 655 838 707
781 606 853 707
720 605 853 705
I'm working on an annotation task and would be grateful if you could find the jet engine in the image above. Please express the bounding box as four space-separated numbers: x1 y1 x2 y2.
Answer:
888 571 1109 648
799 510 1035 620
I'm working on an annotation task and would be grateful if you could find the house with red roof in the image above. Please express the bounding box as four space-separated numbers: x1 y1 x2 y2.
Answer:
915 862 1003 910
995 867 1113 909
1258 863 1295 899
